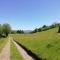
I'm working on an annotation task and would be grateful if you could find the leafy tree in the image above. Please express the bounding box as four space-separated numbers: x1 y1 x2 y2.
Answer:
42 25 47 28
2 23 11 37
58 25 60 33
0 24 2 37
41 25 49 31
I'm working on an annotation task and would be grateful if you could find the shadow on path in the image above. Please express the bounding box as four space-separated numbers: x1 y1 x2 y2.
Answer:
14 40 46 60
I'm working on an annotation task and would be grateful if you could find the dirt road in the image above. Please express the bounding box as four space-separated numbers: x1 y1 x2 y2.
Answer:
13 40 34 60
0 39 10 60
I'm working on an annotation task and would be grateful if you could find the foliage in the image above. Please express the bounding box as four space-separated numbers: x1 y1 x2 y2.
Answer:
58 25 60 33
11 30 24 34
11 30 17 34
2 23 11 37
0 24 2 37
42 25 47 28
38 28 42 32
31 23 60 33
0 23 11 37
17 30 24 34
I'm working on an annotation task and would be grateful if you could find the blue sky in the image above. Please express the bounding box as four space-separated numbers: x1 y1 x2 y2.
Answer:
0 0 60 30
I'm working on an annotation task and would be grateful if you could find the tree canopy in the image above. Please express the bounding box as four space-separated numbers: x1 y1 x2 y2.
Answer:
0 23 11 37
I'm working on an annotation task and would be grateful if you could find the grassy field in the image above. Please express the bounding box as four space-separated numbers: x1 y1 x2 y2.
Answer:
0 38 8 53
11 27 60 60
10 41 23 60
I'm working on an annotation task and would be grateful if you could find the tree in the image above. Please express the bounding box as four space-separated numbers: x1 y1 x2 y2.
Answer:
38 28 41 32
0 24 2 37
33 28 38 33
17 30 24 34
2 23 11 37
30 28 38 33
42 25 47 28
49 23 60 29
58 25 60 33
42 25 49 31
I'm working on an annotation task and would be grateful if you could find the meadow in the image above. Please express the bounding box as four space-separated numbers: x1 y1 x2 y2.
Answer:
12 27 60 60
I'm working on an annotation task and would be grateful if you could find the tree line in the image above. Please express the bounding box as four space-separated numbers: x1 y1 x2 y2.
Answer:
31 23 60 33
0 23 60 38
0 23 24 38
11 30 24 34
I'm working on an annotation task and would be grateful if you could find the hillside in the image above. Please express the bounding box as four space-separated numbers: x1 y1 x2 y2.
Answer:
12 27 60 60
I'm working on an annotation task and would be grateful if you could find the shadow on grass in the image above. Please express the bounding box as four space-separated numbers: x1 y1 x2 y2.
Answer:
14 40 46 60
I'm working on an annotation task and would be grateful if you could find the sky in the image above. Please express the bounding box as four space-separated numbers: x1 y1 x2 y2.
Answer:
0 0 60 30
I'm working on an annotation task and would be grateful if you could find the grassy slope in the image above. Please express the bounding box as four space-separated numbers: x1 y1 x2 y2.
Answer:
10 41 23 60
0 38 8 53
12 27 60 60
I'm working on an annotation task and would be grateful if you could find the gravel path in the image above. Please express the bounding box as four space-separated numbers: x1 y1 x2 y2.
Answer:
13 40 34 60
0 39 10 60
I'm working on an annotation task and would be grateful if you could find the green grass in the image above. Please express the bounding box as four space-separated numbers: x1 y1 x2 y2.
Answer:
10 41 23 60
0 37 8 53
11 27 60 60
